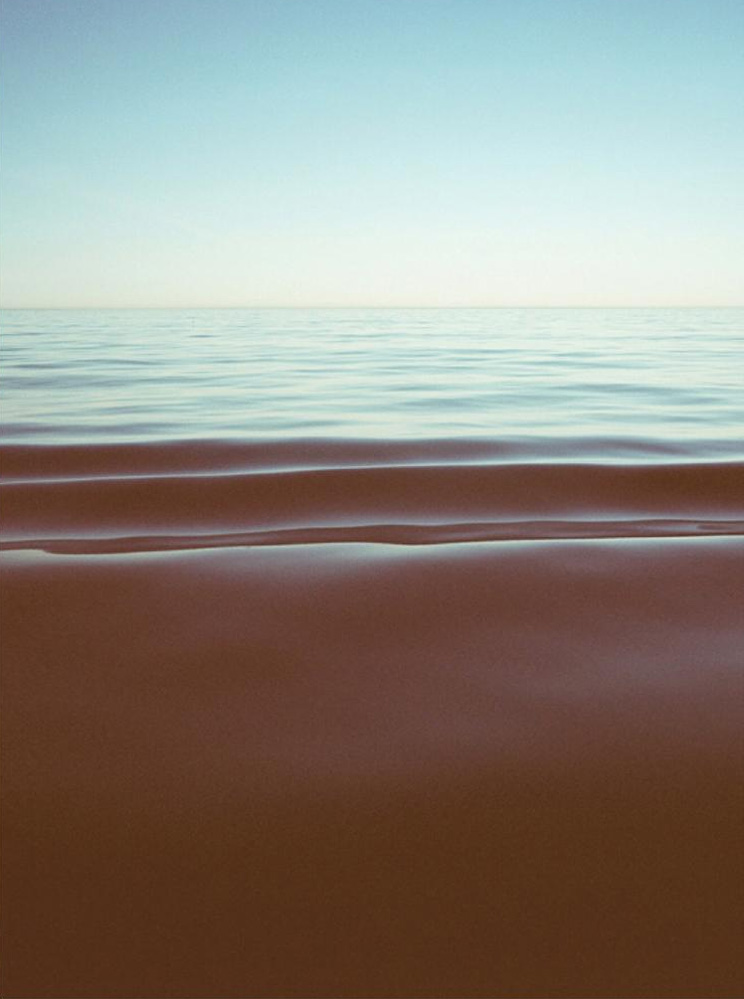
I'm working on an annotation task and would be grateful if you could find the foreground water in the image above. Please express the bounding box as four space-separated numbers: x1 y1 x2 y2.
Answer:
1 308 742 997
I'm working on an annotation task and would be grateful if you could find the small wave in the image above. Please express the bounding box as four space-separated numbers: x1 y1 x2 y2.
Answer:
2 440 742 549
3 519 742 555
2 434 743 480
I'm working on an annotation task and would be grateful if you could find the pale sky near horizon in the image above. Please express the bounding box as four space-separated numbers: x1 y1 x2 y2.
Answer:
1 0 742 308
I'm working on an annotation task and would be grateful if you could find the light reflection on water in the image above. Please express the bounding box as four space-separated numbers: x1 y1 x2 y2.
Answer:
1 307 742 450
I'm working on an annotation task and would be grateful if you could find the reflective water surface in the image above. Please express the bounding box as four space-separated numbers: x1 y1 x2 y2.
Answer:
2 307 743 447
1 309 742 998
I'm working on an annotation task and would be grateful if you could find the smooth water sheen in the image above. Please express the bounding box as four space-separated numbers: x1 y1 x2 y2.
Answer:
1 308 742 999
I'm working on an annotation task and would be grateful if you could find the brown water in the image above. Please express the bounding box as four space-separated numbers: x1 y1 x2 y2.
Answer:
2 309 743 997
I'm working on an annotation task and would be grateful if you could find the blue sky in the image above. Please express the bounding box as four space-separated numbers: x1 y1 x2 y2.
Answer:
2 0 742 307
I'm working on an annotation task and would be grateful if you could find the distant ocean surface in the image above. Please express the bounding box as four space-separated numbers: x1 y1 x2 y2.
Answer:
2 307 743 449
2 308 743 998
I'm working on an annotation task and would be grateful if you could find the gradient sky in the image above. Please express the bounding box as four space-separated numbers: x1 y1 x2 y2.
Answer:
1 0 742 307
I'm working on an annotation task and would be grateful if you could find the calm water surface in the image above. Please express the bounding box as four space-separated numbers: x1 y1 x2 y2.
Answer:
2 308 742 998
2 307 742 451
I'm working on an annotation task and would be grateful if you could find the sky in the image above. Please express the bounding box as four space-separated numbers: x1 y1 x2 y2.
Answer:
1 0 742 308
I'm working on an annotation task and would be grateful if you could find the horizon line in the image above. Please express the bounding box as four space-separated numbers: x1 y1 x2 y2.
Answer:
2 303 742 311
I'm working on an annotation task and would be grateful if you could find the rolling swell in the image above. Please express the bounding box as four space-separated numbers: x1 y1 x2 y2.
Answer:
1 440 742 552
3 434 742 478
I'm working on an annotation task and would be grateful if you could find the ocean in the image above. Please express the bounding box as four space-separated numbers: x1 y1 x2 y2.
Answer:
2 307 743 446
2 307 742 998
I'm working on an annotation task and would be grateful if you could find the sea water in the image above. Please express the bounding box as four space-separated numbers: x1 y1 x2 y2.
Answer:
2 307 742 998
2 306 742 448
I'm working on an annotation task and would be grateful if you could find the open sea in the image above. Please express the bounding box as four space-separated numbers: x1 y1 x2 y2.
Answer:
2 307 743 998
